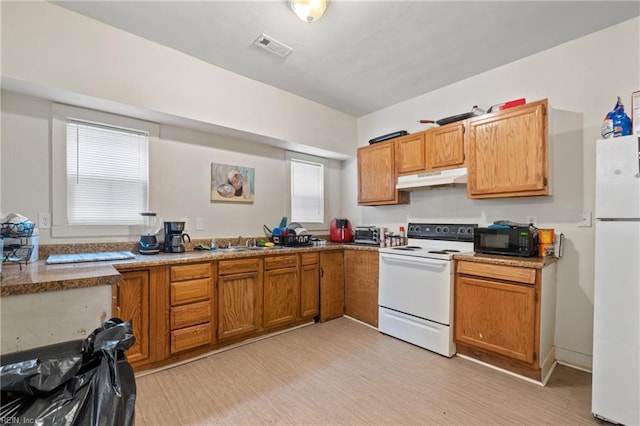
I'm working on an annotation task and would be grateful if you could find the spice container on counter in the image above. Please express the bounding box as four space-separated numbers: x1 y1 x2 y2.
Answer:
538 228 555 257
399 226 406 246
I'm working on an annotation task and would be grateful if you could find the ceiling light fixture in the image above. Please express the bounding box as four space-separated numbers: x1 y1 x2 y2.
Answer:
290 0 328 23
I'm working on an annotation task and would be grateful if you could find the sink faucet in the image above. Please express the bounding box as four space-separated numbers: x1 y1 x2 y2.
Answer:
237 236 242 246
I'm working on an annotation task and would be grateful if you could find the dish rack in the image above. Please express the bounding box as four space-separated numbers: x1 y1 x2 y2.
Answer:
272 234 311 247
2 222 35 269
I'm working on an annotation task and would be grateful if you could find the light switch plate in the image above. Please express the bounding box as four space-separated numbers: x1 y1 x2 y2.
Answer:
39 212 51 229
195 218 204 231
579 211 592 227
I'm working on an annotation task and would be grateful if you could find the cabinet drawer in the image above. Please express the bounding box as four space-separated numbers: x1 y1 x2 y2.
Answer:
457 261 536 285
264 255 298 270
219 258 261 275
170 263 211 282
170 300 211 330
170 278 212 305
300 252 319 266
170 323 212 354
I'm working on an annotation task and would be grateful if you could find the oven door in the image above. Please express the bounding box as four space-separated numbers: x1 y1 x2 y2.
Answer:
378 252 452 325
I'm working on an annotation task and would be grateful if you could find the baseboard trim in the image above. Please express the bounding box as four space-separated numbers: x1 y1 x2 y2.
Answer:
344 315 378 331
456 353 546 386
555 346 593 372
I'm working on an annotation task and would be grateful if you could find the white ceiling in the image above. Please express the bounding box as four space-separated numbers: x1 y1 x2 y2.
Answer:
54 1 640 117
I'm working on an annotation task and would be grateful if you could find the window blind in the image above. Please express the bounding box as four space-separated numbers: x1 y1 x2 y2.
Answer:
66 119 149 225
291 158 324 223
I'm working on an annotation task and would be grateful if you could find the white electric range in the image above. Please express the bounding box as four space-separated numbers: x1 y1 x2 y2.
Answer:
378 223 477 357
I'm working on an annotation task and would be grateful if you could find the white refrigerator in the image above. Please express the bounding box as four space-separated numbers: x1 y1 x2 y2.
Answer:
592 135 640 425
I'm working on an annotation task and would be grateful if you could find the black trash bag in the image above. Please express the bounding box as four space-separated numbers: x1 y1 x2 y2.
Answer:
1 318 136 426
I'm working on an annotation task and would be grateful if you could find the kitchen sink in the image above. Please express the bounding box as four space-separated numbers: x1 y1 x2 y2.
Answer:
217 246 249 252
218 246 282 252
217 245 281 252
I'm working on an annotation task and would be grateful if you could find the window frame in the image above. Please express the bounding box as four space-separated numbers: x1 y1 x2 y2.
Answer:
286 151 329 232
51 103 159 238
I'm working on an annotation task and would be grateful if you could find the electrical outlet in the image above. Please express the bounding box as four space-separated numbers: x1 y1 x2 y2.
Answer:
195 218 204 231
39 212 51 229
526 216 537 225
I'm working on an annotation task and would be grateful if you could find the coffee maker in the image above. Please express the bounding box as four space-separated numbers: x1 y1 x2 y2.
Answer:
163 221 191 253
139 212 160 255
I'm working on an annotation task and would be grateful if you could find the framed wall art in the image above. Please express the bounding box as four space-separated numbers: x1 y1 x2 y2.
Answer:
211 163 255 203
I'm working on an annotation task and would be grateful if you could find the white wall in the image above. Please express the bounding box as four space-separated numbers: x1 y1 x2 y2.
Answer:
346 17 640 370
1 90 343 243
0 1 356 159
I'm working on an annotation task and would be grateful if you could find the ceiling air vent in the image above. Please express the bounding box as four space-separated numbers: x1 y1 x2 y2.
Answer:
253 33 293 58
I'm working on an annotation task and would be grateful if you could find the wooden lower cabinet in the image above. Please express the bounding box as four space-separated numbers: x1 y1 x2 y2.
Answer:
319 251 345 322
455 275 536 363
300 252 320 319
113 267 168 369
454 259 557 382
218 258 263 341
113 270 150 365
263 255 299 330
344 250 379 327
168 262 216 355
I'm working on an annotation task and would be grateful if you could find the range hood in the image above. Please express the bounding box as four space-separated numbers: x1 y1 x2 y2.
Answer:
396 167 467 190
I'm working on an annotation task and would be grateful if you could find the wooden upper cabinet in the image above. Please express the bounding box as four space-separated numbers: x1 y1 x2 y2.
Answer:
426 121 466 170
467 99 548 198
357 140 409 206
396 133 427 175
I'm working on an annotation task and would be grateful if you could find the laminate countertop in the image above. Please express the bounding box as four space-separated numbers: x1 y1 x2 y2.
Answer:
1 243 379 297
453 252 559 268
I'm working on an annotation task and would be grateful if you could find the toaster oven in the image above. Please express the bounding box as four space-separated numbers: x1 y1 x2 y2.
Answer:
354 226 382 245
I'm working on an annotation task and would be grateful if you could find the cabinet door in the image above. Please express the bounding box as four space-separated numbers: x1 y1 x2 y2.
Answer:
427 122 465 170
263 267 299 329
113 270 150 365
300 262 320 319
319 251 345 322
344 250 379 327
455 276 536 364
397 133 427 175
218 270 262 341
467 99 548 198
357 141 409 205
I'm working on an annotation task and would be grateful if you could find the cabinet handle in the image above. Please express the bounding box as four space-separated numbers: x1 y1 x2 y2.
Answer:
320 267 324 278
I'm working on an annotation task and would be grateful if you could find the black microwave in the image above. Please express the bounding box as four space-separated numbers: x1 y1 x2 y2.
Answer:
474 226 538 257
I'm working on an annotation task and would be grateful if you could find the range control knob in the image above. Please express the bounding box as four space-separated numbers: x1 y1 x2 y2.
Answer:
442 226 449 234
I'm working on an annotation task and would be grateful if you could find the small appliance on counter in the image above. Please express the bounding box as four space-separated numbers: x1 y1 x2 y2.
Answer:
330 218 353 243
473 220 538 257
163 221 191 253
354 226 382 245
139 212 160 255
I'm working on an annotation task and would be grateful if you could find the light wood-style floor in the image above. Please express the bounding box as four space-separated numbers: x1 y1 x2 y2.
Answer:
135 317 597 425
